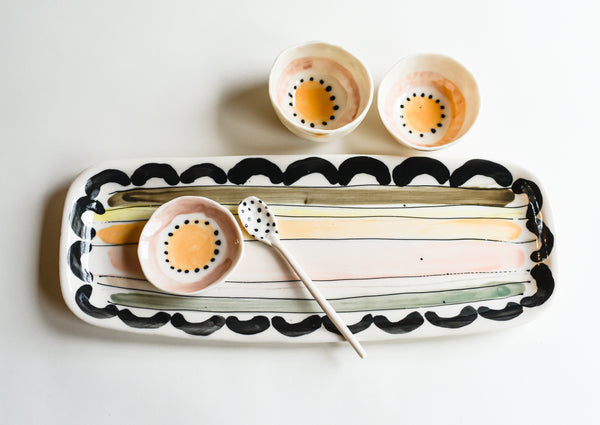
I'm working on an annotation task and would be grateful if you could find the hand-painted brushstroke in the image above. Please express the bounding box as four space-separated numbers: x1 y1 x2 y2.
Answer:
99 273 533 300
180 163 227 184
270 218 523 242
68 241 93 283
373 312 424 334
85 169 130 199
117 309 171 328
75 284 118 318
227 158 284 184
271 315 322 337
526 220 554 262
131 163 179 186
338 156 391 185
322 314 373 335
95 216 528 248
70 196 104 239
392 157 450 186
64 156 555 339
107 186 515 208
520 263 554 307
512 178 543 218
478 302 523 321
97 222 145 245
513 178 554 262
450 159 513 187
227 241 527 282
109 282 526 313
424 306 478 328
95 204 528 223
283 157 338 185
225 316 270 335
93 206 160 222
170 313 226 336
107 245 144 278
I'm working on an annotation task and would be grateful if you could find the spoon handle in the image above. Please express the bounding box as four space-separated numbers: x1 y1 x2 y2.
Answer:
272 240 366 359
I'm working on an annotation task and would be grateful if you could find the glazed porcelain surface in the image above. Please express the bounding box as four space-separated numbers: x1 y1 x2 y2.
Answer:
378 54 480 151
60 155 555 342
137 196 243 295
269 42 373 141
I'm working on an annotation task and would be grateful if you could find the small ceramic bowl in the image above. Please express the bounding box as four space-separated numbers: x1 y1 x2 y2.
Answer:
269 41 373 141
138 196 244 295
378 54 480 150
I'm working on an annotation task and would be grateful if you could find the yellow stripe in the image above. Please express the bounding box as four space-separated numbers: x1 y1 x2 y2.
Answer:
255 205 524 219
94 204 525 223
94 206 159 222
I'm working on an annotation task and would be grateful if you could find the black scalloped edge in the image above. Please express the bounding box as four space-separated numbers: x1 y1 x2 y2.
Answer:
67 157 555 337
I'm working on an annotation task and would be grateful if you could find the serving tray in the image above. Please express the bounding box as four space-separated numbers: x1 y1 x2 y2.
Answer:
60 155 555 342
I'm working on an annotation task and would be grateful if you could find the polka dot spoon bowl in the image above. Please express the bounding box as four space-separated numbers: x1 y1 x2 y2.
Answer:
378 54 480 150
138 196 244 295
238 196 366 359
269 41 373 142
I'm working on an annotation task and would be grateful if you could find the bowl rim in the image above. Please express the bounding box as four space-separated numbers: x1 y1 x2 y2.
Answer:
377 53 480 151
268 40 374 137
137 196 244 295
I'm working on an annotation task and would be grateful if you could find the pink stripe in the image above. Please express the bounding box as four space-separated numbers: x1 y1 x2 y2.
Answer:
96 240 527 282
228 240 527 281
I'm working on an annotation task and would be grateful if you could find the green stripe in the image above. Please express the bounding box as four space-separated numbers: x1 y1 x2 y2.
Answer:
109 282 526 313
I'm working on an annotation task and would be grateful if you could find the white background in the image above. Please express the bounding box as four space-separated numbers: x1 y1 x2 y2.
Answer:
1 1 598 424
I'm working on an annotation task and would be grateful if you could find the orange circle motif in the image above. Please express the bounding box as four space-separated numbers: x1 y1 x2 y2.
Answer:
166 222 218 272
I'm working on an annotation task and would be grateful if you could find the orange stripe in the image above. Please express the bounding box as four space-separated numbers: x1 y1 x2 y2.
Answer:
96 222 145 244
97 217 523 245
275 218 522 241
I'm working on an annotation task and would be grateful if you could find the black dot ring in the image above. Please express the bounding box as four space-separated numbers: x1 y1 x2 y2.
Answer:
399 91 447 135
164 218 222 273
289 76 338 128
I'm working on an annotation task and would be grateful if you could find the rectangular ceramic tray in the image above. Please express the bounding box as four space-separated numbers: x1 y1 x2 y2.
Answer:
60 155 555 342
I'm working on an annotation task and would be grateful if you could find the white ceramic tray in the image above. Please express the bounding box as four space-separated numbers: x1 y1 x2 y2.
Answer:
60 155 555 342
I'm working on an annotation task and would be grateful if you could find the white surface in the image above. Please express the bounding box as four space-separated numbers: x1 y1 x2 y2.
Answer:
0 1 597 424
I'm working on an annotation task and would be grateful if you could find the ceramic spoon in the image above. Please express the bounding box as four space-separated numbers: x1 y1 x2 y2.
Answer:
237 196 366 359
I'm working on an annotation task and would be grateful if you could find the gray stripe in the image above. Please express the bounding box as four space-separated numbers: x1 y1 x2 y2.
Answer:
110 282 527 313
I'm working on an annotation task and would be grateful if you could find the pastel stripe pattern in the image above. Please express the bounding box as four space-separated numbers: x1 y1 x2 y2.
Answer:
90 240 529 282
94 215 528 244
62 156 555 341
